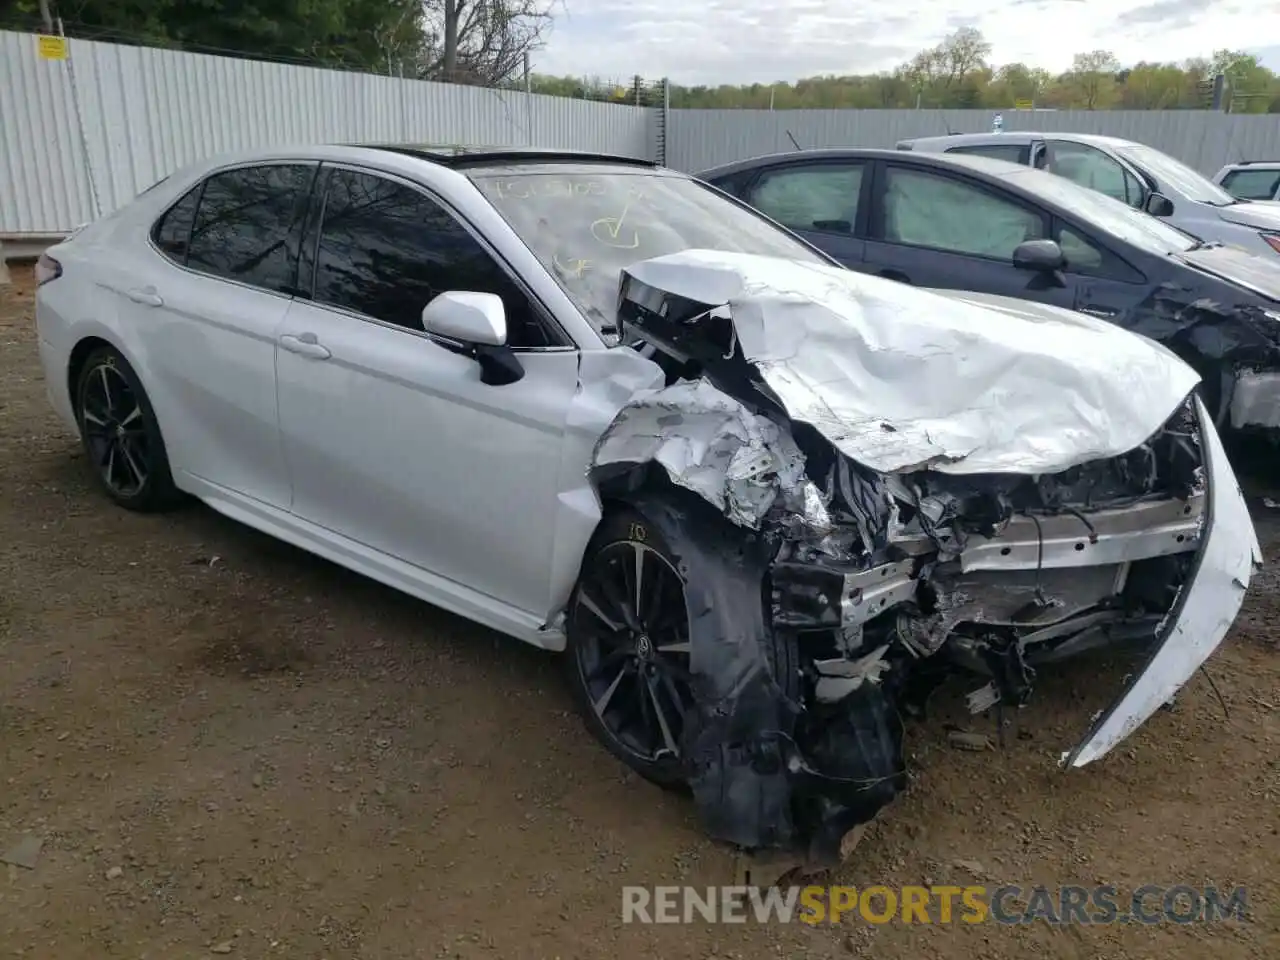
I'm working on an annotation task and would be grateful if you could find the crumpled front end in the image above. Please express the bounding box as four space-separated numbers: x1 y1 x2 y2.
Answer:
589 249 1261 862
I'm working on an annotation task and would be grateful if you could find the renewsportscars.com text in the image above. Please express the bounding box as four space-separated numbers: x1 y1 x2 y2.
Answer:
621 884 1249 926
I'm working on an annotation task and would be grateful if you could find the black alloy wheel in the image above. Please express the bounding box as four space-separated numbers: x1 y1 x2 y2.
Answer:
75 346 180 511
567 510 696 785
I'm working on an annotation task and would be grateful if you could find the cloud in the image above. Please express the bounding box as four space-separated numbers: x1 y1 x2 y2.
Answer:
1115 0 1214 28
533 0 1280 85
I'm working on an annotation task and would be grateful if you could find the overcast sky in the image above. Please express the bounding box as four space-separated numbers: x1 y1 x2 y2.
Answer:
534 0 1280 85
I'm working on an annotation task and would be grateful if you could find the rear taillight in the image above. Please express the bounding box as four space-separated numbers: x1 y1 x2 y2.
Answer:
1262 233 1280 256
34 253 61 285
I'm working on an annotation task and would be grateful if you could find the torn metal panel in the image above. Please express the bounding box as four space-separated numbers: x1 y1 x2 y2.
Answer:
1065 397 1262 768
620 249 1202 475
590 378 825 531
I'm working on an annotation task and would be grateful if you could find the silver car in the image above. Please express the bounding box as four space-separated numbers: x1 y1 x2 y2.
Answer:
1213 161 1280 203
898 132 1280 259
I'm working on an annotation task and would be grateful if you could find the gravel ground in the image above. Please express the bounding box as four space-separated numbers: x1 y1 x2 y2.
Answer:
2 264 1278 959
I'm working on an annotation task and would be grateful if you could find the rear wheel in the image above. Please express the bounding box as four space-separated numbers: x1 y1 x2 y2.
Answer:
75 346 181 512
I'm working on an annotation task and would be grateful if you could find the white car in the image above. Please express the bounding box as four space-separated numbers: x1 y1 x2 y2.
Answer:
34 145 1261 863
1214 161 1280 203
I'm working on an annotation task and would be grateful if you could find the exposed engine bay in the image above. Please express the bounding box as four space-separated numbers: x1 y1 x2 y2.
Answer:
586 249 1259 864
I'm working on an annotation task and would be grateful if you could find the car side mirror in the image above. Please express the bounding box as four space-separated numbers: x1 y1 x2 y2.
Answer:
422 291 507 345
422 291 524 386
1012 239 1066 272
1144 192 1175 217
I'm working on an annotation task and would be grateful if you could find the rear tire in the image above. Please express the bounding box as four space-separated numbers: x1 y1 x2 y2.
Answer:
74 345 182 512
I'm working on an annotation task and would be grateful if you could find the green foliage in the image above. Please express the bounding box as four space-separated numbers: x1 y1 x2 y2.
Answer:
534 30 1279 113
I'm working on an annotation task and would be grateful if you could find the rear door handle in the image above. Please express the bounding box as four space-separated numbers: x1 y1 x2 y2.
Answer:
279 333 332 360
126 287 164 307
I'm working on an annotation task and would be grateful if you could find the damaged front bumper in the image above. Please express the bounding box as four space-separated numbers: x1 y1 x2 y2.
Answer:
1065 396 1261 767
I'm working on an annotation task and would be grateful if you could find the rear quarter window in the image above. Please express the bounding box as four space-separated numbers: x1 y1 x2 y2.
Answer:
151 185 202 262
1221 168 1280 201
946 143 1031 166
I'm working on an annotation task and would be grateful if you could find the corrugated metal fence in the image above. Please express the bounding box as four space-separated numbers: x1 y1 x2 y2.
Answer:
666 108 1280 174
5 29 1280 236
0 30 655 235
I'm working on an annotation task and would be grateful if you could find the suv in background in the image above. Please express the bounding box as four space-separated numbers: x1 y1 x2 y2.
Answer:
897 132 1280 258
1214 161 1280 202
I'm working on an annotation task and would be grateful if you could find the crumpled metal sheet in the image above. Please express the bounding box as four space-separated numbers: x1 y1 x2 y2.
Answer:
622 249 1203 475
591 378 829 531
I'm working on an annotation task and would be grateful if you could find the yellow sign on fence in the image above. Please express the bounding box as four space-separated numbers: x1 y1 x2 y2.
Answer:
37 35 68 60
1013 98 1034 109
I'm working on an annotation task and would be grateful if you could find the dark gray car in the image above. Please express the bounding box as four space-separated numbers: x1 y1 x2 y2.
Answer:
698 148 1280 435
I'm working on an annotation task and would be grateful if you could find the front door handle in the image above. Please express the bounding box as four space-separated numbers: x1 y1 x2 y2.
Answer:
126 287 163 307
279 333 332 360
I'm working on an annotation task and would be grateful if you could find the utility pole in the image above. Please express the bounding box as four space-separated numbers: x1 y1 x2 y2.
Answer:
38 0 54 32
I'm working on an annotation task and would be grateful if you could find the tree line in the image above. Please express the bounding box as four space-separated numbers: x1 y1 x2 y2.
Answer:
0 0 553 85
535 28 1280 114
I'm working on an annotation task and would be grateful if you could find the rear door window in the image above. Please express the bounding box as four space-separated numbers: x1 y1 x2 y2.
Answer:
880 166 1048 259
745 163 865 234
1220 168 1280 201
1049 143 1144 208
184 164 317 295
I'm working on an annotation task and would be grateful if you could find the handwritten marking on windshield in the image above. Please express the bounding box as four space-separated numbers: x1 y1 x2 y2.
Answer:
489 179 607 200
553 253 592 277
591 195 641 249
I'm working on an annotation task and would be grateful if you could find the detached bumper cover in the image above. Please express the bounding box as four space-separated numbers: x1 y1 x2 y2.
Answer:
1064 396 1262 768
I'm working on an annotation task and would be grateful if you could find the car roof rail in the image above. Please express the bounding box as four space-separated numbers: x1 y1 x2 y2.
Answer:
346 143 662 169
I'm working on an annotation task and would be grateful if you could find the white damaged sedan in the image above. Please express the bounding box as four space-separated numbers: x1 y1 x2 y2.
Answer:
34 145 1261 862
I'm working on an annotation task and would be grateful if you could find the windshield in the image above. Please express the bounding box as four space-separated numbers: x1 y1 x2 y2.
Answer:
473 169 830 334
1113 142 1237 206
1003 168 1199 255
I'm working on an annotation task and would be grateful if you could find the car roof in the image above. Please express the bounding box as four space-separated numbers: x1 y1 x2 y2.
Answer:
900 131 1137 150
1220 160 1280 169
697 147 1031 182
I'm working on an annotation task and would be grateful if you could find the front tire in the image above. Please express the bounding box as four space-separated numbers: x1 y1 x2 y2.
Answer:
75 345 181 512
565 505 694 786
565 495 800 788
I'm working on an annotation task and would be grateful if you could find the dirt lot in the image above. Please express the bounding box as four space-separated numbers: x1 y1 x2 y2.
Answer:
2 263 1279 959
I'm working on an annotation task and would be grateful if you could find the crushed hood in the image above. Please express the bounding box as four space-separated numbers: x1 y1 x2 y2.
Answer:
621 250 1202 475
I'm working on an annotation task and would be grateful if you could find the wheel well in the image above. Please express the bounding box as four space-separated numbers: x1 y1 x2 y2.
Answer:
66 337 113 416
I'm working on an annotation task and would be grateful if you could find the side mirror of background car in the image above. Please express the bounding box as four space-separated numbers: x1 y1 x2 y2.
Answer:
1012 239 1066 272
422 292 525 386
1144 192 1175 217
1012 239 1068 289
